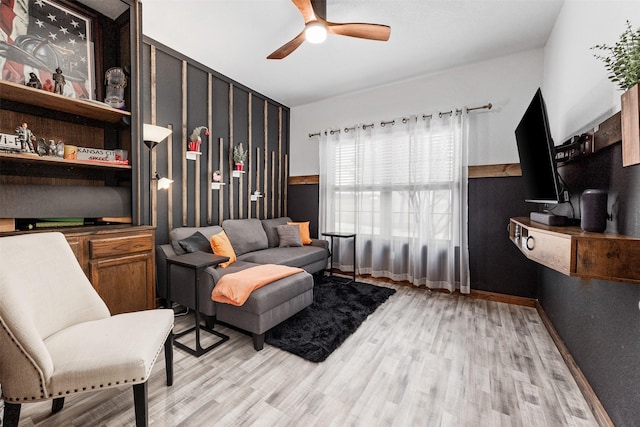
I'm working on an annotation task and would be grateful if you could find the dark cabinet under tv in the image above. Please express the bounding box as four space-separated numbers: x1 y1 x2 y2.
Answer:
509 217 640 284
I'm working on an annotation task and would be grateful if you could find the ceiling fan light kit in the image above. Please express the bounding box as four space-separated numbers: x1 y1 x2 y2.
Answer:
267 0 390 59
305 21 327 43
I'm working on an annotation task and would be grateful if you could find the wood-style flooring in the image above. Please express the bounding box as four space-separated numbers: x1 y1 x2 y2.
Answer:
13 279 597 426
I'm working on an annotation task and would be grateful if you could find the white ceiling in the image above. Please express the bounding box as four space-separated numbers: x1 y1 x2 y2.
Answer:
140 0 564 107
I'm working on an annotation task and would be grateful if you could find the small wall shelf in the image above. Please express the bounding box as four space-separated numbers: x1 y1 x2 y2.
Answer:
232 170 245 178
509 217 640 284
186 151 201 161
211 182 226 190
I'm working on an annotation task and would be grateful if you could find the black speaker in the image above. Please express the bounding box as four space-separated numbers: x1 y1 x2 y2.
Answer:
580 189 608 232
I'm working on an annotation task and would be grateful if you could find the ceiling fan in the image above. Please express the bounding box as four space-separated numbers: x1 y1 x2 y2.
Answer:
267 0 391 60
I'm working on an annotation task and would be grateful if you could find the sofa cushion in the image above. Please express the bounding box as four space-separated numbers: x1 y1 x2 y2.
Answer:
222 218 268 256
238 246 327 269
277 224 302 247
287 221 312 245
177 231 213 253
210 231 237 268
170 225 223 255
261 217 291 248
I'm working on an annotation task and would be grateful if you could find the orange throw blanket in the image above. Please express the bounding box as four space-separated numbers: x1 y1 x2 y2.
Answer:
211 264 304 306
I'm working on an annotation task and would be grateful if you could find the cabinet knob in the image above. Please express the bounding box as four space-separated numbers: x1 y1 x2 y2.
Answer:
525 235 535 250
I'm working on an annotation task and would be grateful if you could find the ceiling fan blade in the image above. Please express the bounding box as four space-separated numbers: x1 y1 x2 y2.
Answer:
292 0 316 23
267 31 306 59
326 22 391 41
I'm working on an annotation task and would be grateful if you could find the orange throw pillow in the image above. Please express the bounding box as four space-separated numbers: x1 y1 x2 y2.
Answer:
209 231 236 268
287 221 312 245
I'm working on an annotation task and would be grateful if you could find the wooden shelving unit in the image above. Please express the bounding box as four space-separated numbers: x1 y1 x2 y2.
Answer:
0 152 131 170
0 80 130 124
509 217 640 284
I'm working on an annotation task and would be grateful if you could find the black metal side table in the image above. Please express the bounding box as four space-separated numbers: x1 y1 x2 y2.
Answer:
166 251 230 357
322 232 357 283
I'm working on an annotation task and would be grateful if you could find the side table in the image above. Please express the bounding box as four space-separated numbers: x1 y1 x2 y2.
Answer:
166 251 230 357
322 232 357 283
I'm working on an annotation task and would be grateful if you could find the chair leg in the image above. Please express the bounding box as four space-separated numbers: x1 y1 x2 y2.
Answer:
252 333 265 351
3 402 21 427
51 397 65 414
133 382 148 427
164 332 174 386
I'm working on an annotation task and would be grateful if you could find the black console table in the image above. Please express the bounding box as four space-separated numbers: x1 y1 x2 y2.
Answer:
322 232 357 283
166 251 230 357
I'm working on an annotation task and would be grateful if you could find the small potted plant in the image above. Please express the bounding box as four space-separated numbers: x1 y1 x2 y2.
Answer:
592 21 640 166
233 143 247 170
188 126 209 152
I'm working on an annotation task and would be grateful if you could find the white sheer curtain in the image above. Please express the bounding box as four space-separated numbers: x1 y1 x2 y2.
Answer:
319 111 470 293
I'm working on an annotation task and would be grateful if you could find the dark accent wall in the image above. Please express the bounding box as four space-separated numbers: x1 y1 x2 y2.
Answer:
468 176 538 298
539 143 640 426
288 183 320 238
141 37 290 244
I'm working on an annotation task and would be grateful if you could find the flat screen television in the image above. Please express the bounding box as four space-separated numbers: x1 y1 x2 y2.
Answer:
515 88 566 225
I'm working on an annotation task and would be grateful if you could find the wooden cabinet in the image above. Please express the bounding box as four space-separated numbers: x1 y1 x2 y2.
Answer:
509 217 640 284
67 226 155 315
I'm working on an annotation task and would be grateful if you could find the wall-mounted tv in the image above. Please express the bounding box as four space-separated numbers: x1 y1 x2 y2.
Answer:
515 88 566 225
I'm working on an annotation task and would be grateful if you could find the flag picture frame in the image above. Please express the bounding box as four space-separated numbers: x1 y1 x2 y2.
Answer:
0 0 97 100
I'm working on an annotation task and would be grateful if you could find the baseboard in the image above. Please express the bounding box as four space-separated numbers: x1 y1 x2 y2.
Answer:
535 302 614 427
467 289 536 307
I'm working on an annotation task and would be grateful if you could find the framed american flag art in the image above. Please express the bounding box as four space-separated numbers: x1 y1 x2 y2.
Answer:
0 0 96 100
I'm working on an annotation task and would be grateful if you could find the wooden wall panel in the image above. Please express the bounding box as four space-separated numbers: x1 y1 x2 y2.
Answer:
142 38 289 242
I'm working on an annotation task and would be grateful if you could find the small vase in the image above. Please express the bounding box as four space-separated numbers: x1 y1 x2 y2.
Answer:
234 162 244 171
188 140 201 152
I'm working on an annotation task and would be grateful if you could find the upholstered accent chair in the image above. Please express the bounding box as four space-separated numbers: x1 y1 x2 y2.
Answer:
0 232 174 427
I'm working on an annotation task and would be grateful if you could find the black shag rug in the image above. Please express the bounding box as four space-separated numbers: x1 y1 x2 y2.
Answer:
265 276 396 362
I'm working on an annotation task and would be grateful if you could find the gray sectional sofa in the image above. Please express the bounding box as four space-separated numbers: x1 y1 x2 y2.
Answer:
156 217 329 350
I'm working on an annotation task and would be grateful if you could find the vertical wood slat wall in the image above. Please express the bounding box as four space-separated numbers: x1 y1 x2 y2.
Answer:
142 38 289 243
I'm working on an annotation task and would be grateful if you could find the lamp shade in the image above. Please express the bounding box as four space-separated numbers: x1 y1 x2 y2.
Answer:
155 172 173 190
143 124 172 149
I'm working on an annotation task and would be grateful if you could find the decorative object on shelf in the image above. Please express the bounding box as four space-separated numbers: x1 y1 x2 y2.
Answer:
15 122 35 153
188 126 209 152
0 133 20 153
53 67 66 95
104 67 127 109
76 147 116 162
0 0 95 99
55 141 64 158
592 20 640 166
211 170 225 190
114 149 128 162
26 72 42 89
154 172 174 190
63 145 77 160
233 143 247 170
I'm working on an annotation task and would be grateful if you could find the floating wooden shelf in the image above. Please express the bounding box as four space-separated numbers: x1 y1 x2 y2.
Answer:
0 152 131 170
509 217 640 284
0 80 130 124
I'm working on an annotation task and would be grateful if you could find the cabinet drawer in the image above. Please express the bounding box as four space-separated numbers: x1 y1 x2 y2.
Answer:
519 228 573 275
89 233 154 259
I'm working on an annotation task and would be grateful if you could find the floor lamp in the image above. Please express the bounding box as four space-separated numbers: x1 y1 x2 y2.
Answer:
143 124 173 226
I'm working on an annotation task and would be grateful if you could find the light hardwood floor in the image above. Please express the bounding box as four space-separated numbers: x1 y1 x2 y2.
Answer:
15 279 597 426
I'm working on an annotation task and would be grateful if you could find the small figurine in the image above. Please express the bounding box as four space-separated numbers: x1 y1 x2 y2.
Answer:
26 72 42 89
53 67 66 95
37 138 47 156
188 126 209 152
48 140 57 156
43 79 54 92
213 170 222 182
15 123 35 153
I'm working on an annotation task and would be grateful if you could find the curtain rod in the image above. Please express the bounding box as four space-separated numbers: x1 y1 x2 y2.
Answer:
308 102 492 138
